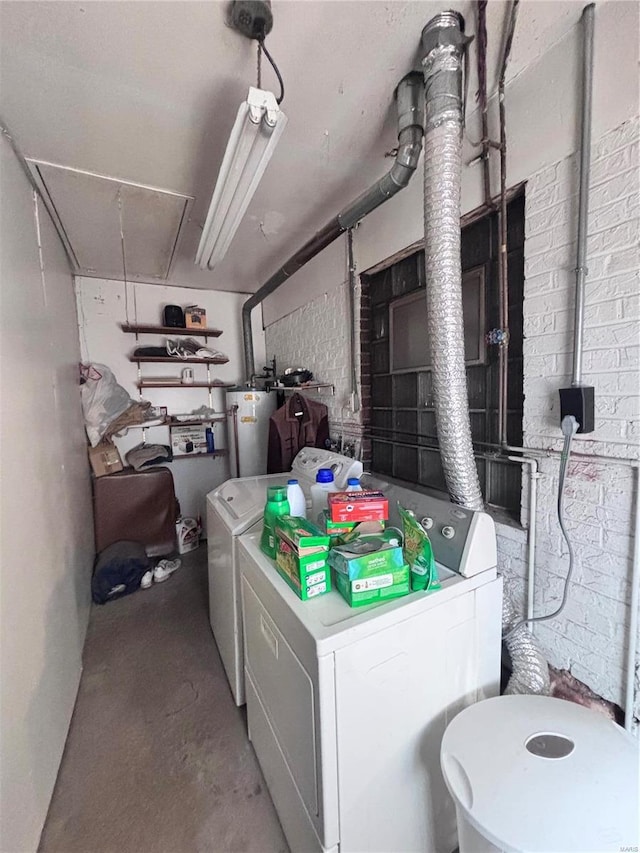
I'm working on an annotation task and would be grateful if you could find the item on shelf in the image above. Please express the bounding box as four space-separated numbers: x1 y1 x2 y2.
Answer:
125 443 173 471
163 305 185 328
185 405 220 420
280 366 314 387
88 441 124 477
185 305 206 328
205 428 215 453
132 346 168 358
144 406 167 422
166 338 227 361
171 424 208 456
181 367 194 384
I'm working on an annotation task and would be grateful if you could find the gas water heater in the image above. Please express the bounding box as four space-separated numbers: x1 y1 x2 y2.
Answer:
226 388 277 478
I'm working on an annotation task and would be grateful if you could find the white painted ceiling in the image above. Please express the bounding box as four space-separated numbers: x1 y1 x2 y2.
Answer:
0 1 588 293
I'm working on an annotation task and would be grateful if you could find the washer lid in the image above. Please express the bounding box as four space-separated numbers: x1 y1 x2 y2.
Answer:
208 474 288 534
441 695 639 853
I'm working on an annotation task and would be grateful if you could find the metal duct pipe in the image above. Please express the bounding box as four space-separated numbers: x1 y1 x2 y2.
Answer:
502 594 550 695
242 72 424 381
420 11 483 511
572 3 595 386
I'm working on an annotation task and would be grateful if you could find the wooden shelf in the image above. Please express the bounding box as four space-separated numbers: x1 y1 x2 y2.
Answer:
137 381 234 390
129 355 229 365
121 323 222 338
169 417 226 426
121 416 227 429
272 383 334 395
172 450 227 460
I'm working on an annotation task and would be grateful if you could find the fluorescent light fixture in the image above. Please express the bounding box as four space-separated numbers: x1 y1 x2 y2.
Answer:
196 87 287 270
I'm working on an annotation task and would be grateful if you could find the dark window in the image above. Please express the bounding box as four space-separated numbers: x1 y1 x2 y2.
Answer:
362 193 525 518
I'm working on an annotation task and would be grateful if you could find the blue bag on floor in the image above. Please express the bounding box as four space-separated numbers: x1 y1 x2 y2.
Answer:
92 540 150 604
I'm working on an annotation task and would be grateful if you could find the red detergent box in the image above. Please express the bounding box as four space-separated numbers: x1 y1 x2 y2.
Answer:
328 490 389 523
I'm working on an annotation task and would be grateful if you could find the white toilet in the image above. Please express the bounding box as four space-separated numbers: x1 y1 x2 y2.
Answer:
441 694 639 853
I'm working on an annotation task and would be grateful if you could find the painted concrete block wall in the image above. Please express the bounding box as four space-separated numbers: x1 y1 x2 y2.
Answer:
0 134 95 851
75 277 267 524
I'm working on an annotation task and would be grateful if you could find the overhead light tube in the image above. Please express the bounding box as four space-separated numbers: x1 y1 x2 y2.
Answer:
196 86 287 270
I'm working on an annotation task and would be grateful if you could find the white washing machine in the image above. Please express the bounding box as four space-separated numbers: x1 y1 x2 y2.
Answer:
238 479 503 853
206 448 363 705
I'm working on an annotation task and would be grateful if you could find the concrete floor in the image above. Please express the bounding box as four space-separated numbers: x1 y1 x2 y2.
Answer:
40 545 289 853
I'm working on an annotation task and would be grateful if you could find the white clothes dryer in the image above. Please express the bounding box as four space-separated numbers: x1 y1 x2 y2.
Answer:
238 481 503 853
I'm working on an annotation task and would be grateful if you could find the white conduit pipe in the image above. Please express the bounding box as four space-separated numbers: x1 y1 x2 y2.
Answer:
507 456 540 629
626 467 640 733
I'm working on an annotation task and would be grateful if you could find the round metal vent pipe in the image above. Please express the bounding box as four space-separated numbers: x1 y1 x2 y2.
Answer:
241 72 424 382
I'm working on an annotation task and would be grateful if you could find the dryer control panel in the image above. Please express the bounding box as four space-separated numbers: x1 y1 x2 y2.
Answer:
364 476 497 578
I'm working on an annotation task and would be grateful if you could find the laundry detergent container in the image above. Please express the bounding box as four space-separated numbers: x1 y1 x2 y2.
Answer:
441 694 638 853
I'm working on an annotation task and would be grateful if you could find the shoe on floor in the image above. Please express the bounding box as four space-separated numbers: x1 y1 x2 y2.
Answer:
153 558 181 583
140 571 153 590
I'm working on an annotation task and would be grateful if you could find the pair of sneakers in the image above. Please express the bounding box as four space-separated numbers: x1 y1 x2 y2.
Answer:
140 558 181 589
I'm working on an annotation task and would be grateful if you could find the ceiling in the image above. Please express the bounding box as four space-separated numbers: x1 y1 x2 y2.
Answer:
0 1 588 293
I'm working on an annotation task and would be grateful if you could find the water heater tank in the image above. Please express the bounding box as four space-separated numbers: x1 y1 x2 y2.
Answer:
226 388 277 478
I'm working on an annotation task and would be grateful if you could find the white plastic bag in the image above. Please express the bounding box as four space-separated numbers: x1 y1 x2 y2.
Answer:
80 363 135 447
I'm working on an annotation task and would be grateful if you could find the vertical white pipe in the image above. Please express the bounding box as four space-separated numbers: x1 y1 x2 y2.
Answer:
625 467 640 733
572 4 595 386
508 456 539 630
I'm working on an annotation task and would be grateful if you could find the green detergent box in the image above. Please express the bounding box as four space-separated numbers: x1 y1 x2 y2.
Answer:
320 510 357 545
328 536 405 580
328 535 410 607
332 564 411 607
274 516 331 600
320 510 386 545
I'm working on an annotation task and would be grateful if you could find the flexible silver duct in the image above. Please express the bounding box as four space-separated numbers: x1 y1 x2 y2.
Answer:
420 11 549 695
502 594 550 695
420 12 484 511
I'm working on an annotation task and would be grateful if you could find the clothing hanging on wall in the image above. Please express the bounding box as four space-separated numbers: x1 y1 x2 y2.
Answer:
267 392 329 473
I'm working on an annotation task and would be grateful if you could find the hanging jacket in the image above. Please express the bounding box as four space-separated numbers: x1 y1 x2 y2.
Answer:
267 393 330 473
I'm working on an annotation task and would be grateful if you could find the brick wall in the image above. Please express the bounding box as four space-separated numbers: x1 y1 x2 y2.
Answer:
265 280 365 452
265 115 639 719
499 115 640 717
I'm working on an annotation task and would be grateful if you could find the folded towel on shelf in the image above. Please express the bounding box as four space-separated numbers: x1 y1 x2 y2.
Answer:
125 443 173 470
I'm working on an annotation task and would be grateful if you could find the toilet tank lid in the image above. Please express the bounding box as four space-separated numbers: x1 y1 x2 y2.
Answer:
440 695 639 853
